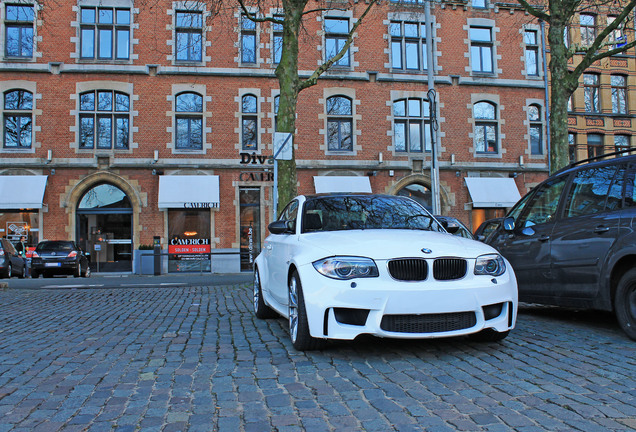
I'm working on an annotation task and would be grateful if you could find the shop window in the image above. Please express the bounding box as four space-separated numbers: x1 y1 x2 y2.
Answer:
79 90 130 149
175 92 203 150
393 98 431 153
390 21 427 71
80 6 130 60
241 94 258 150
324 17 350 67
175 10 203 62
168 209 211 273
3 89 32 148
239 188 261 272
0 211 39 251
473 101 498 154
326 95 353 152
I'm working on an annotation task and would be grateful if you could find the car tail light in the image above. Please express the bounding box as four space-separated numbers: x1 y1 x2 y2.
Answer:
31 251 40 258
68 251 78 258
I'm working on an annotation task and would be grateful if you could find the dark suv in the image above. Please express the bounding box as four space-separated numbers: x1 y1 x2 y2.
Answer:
487 150 636 340
0 238 26 278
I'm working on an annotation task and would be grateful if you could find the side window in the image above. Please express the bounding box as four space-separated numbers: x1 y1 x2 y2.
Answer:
517 176 567 227
564 166 622 218
625 165 636 208
279 200 298 223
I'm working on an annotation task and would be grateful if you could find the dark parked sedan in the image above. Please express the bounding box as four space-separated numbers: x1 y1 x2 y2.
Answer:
31 241 91 278
0 238 27 278
434 215 474 239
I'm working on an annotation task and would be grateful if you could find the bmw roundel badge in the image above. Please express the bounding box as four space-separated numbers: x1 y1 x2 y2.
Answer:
421 248 432 254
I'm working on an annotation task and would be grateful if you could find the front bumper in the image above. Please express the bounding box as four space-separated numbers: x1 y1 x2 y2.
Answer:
296 261 518 340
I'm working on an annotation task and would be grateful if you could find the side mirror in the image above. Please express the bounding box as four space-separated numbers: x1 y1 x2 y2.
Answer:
502 217 515 231
268 220 294 235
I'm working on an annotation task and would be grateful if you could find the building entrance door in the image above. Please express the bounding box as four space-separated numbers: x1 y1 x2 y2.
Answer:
76 183 133 273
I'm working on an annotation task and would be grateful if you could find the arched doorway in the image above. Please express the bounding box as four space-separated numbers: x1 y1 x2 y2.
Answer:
76 183 133 273
397 183 432 212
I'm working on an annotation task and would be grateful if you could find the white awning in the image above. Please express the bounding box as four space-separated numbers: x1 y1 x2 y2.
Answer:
158 175 220 209
0 175 48 209
313 176 372 194
465 177 521 208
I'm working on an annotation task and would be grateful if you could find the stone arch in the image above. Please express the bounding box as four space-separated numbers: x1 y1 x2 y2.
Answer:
62 171 145 246
388 174 451 215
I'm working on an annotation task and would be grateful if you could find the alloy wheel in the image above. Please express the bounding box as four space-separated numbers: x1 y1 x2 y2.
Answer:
288 276 299 343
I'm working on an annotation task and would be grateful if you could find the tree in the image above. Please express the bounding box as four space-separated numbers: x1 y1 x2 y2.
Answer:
516 0 636 173
235 0 378 213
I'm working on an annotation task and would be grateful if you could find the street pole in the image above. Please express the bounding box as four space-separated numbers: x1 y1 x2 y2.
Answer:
425 0 441 214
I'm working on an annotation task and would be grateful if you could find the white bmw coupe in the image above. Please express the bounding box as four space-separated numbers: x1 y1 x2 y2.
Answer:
253 194 518 350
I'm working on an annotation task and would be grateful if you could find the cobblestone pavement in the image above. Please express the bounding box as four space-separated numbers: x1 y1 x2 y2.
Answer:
1 284 635 432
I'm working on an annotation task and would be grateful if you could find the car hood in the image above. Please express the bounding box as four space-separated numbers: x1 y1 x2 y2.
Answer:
298 229 496 260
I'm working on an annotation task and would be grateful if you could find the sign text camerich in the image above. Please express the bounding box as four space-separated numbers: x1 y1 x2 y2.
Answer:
184 202 219 209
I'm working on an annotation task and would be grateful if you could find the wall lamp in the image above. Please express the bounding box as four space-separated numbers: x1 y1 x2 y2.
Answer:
153 150 159 163
46 149 52 164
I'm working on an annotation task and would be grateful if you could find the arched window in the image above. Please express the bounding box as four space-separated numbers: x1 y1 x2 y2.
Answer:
393 98 431 153
78 183 131 209
528 104 543 155
79 90 130 149
3 90 33 148
473 101 498 154
326 96 352 152
397 183 432 211
175 92 203 150
242 94 258 150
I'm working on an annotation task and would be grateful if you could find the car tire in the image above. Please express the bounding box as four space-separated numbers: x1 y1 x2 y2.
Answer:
31 270 39 279
288 271 326 351
19 265 26 279
615 268 636 341
44 272 53 278
6 263 12 278
83 265 91 278
253 268 276 319
469 329 510 342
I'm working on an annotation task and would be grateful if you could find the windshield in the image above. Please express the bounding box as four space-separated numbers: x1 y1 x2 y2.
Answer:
302 195 443 233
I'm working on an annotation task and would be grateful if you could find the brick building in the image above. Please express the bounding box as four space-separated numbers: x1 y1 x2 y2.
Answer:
0 0 589 273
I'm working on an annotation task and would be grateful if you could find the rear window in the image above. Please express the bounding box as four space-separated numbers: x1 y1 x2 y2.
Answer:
36 241 74 252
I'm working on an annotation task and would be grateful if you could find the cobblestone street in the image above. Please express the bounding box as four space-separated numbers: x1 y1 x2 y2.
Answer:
1 284 635 431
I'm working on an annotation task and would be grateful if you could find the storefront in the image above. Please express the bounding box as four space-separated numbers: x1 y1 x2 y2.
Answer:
0 175 47 253
465 177 521 231
158 175 220 273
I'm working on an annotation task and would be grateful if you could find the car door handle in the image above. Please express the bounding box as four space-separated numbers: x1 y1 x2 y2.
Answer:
538 235 550 242
594 226 610 234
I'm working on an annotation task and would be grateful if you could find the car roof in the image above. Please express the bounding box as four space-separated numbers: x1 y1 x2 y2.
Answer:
553 149 636 177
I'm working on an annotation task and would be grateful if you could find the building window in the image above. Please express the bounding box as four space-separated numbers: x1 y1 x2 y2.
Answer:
242 94 258 150
473 101 498 154
611 75 627 115
615 135 630 153
587 134 603 158
80 7 130 60
175 92 203 150
584 74 600 113
580 14 595 47
524 30 539 76
326 96 353 151
325 18 350 67
241 15 256 64
528 104 543 155
79 90 129 149
568 133 577 163
5 4 34 58
470 27 493 74
272 18 283 64
608 16 627 48
175 11 202 62
390 22 427 71
273 95 279 131
472 0 487 8
393 98 431 153
3 90 32 148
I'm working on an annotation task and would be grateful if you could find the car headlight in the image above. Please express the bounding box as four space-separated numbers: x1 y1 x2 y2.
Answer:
474 254 506 277
313 257 379 280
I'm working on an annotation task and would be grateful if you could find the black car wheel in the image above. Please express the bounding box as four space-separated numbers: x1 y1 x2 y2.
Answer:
31 270 39 278
253 267 276 319
288 271 325 351
615 268 636 341
19 265 26 279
